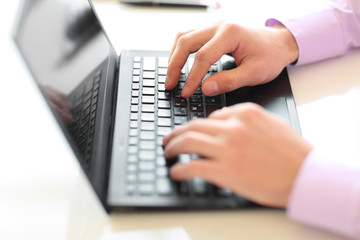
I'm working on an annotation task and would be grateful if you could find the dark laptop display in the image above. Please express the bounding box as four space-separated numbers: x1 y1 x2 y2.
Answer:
13 0 300 210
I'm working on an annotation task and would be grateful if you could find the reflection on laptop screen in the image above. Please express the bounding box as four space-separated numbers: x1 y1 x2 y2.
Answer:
14 0 114 185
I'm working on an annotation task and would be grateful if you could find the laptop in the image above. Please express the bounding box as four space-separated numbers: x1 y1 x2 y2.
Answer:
13 0 301 211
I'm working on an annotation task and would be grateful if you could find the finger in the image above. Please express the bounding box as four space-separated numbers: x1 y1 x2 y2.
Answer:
201 59 262 96
169 160 220 184
180 28 241 98
165 25 219 90
169 29 195 63
162 118 224 146
164 131 223 159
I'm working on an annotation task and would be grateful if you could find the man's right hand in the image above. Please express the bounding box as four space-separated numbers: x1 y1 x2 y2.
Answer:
165 22 299 98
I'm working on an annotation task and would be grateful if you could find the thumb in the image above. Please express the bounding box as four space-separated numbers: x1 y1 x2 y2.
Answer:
201 62 258 96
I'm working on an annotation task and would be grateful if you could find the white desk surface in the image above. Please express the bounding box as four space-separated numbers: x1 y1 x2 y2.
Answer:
1 0 360 239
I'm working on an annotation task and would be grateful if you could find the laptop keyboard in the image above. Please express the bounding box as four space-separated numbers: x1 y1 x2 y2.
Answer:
126 56 232 198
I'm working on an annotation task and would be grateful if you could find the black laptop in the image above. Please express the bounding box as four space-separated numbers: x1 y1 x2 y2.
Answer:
13 0 301 211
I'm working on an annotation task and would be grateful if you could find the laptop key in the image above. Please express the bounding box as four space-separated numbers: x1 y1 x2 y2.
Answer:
142 87 155 95
131 90 139 97
174 116 187 125
133 76 140 83
176 181 190 196
131 98 139 105
158 76 166 83
174 107 187 116
190 95 203 103
143 71 156 79
139 172 155 182
190 112 204 119
157 127 172 136
132 83 140 90
128 137 138 145
143 57 156 71
205 96 221 104
190 103 204 112
156 178 172 195
140 131 155 140
158 68 167 76
156 167 168 177
127 174 136 183
174 98 187 107
130 121 138 128
158 100 171 109
142 96 155 104
141 113 155 121
141 104 155 113
158 92 171 100
216 188 233 197
158 109 171 117
139 151 155 161
158 57 169 68
141 122 155 131
156 156 166 166
127 164 137 172
158 84 166 91
139 141 155 150
143 80 155 87
158 118 171 127
126 184 136 195
139 184 154 195
128 155 137 163
139 162 156 171
193 177 207 195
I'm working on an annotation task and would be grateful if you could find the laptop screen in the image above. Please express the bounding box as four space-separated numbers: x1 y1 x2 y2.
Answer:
13 0 116 184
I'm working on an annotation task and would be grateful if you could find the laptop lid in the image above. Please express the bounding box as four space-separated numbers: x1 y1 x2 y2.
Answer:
13 0 119 207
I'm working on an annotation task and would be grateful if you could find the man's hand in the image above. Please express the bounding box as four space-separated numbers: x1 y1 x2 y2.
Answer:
163 103 312 208
165 22 299 97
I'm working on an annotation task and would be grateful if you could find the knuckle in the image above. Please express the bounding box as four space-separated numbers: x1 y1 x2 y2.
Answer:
240 103 264 119
177 34 191 48
227 119 244 133
181 132 198 145
175 30 189 40
195 50 210 65
188 119 204 129
221 22 242 35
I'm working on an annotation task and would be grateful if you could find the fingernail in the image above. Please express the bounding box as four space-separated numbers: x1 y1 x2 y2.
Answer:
203 81 219 96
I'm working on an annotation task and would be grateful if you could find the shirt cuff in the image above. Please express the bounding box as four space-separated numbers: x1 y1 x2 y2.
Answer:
287 149 360 238
266 6 344 65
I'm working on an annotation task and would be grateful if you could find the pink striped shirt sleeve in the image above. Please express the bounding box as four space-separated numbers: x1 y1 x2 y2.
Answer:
266 0 360 238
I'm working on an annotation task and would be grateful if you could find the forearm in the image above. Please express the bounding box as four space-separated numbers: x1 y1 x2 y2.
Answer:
267 0 360 65
288 149 360 238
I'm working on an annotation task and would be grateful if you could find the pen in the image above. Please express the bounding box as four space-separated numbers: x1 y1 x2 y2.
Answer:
120 1 221 9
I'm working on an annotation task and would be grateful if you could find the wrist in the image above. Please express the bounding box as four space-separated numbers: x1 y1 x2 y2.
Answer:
272 23 299 65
